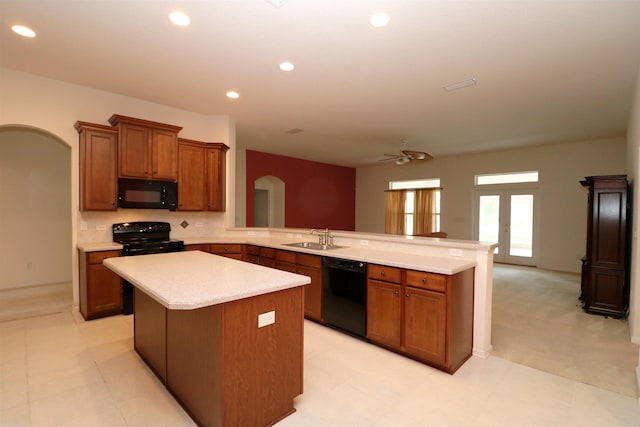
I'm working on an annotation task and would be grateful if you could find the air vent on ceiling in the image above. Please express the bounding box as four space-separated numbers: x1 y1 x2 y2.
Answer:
285 128 304 134
265 0 288 8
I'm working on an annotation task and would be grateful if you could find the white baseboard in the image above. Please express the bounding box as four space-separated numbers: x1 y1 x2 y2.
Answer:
473 344 493 359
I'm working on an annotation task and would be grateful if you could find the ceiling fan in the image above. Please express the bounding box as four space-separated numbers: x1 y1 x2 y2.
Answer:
380 139 433 165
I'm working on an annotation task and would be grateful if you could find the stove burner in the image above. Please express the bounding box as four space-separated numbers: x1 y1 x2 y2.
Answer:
112 221 184 314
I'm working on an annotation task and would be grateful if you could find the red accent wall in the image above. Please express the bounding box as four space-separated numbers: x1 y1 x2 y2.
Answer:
246 150 356 230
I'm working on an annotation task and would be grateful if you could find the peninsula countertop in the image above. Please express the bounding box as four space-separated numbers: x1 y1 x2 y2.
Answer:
103 250 311 310
82 236 476 275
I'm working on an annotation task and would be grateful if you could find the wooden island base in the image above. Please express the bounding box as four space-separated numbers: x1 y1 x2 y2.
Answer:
134 286 304 427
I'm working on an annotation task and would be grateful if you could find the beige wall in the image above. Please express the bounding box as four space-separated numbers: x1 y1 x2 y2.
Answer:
0 129 71 290
627 69 640 348
0 67 235 309
356 137 626 273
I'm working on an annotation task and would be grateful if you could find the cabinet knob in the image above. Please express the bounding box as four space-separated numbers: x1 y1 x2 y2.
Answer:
406 293 410 298
380 271 386 277
422 278 427 284
394 290 399 296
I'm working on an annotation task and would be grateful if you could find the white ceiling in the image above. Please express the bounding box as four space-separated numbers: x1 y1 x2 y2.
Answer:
1 1 639 167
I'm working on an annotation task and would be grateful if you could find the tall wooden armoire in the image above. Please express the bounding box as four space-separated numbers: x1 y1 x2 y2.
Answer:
580 175 630 318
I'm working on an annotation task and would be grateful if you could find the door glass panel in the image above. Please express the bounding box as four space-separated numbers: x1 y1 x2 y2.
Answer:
509 194 534 257
479 195 500 254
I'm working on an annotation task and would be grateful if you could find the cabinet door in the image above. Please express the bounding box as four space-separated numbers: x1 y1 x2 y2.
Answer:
206 146 226 211
177 142 206 210
586 267 626 316
366 280 401 348
297 264 322 321
404 287 446 365
119 123 150 178
152 128 178 180
79 126 118 211
87 264 123 316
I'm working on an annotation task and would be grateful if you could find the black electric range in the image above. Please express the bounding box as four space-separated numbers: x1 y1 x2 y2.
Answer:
112 221 184 313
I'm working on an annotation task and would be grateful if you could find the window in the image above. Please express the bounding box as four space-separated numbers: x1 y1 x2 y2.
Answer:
386 179 441 235
475 171 538 185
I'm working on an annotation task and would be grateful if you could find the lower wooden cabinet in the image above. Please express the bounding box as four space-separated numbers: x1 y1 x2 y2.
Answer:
367 279 401 348
296 253 322 322
209 244 243 260
404 287 446 365
367 264 474 374
79 249 123 320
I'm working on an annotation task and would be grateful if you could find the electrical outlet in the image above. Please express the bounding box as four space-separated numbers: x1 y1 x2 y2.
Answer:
258 311 275 328
360 240 369 246
248 231 256 235
96 224 107 231
449 248 462 256
195 222 203 228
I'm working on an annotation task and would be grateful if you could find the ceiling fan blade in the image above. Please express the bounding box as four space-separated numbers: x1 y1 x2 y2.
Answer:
402 150 433 161
379 153 402 161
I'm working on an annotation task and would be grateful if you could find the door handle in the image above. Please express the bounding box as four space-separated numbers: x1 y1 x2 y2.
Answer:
505 223 510 233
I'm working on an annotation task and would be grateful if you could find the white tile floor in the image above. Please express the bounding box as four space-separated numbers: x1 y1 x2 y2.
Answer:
1 311 639 427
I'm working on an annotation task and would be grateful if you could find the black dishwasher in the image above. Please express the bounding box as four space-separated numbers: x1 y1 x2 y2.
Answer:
322 257 367 339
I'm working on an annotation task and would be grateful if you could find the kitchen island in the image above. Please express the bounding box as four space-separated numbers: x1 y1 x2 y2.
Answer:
104 250 310 427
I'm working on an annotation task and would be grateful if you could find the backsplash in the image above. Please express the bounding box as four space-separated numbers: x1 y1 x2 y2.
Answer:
77 210 226 243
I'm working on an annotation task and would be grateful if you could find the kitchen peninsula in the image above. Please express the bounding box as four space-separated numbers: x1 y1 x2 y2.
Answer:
104 250 310 427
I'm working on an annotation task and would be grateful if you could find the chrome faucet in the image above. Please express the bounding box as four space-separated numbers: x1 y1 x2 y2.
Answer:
310 228 333 246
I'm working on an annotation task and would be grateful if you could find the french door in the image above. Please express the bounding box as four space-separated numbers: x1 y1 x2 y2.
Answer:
475 190 538 266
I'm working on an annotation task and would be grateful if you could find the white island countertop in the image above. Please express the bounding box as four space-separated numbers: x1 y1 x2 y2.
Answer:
103 250 310 310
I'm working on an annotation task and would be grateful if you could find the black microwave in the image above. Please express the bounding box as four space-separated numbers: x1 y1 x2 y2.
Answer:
118 178 178 210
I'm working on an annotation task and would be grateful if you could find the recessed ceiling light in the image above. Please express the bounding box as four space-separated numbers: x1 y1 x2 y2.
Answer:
369 12 390 27
11 25 36 38
226 91 240 99
279 62 295 72
169 11 190 26
443 78 478 92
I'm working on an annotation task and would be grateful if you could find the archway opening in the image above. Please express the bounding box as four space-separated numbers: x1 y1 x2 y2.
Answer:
254 175 285 228
0 126 72 321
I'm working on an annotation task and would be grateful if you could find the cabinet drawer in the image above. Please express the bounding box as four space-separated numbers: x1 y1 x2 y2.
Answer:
297 253 321 268
259 247 275 259
184 244 210 252
246 245 260 256
276 250 297 264
87 250 122 264
210 244 242 254
367 264 401 284
405 270 446 292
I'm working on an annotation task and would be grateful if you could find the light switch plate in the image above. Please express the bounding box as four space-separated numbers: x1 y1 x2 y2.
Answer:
258 311 275 328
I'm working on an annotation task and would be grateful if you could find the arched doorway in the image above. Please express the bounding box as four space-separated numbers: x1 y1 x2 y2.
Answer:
254 175 285 228
0 126 72 321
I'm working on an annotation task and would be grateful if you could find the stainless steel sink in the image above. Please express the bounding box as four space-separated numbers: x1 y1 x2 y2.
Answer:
283 242 345 250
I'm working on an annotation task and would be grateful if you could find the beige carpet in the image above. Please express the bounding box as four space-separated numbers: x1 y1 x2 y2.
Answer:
491 264 639 397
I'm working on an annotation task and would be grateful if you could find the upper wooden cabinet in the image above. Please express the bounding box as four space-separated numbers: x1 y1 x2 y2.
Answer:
109 114 182 181
206 144 228 211
177 139 207 210
177 138 229 212
75 121 118 211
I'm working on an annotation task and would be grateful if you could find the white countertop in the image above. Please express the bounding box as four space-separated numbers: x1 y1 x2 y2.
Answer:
103 250 310 310
81 236 476 275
